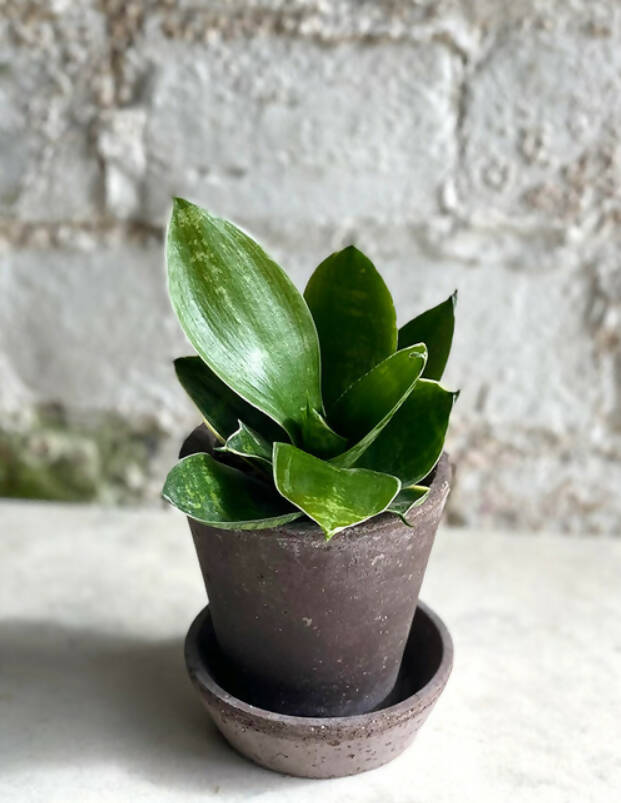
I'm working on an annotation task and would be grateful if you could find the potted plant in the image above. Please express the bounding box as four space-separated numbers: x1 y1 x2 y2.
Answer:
162 198 458 776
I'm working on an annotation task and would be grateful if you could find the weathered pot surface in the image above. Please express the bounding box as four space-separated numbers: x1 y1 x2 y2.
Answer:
181 425 452 717
185 601 453 778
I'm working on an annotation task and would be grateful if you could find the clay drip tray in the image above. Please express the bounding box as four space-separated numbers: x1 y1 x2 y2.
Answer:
185 602 453 779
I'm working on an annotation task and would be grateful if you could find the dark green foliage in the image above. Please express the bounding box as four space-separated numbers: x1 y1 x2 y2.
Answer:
304 246 397 409
164 199 458 539
398 293 456 381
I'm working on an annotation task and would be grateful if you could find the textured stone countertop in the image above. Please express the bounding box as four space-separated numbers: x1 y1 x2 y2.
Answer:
1 501 619 802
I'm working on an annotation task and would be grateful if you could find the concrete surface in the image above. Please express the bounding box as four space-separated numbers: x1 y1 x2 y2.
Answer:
1 500 619 801
2 1 621 532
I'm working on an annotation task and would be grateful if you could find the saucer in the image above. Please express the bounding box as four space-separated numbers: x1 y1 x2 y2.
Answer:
185 601 453 778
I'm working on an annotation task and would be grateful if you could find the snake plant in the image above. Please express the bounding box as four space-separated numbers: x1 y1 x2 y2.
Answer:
162 198 458 539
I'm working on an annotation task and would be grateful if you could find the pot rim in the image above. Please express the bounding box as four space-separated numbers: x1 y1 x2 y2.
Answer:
185 600 454 731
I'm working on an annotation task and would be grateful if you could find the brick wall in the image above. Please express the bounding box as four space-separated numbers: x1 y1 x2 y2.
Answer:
2 1 620 532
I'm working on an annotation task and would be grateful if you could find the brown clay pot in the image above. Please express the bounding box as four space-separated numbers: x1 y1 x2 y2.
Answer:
181 425 451 717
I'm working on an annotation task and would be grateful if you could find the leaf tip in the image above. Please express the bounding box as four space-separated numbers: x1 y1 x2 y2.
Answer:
172 195 192 211
161 467 175 504
451 288 458 306
171 196 209 228
322 522 345 541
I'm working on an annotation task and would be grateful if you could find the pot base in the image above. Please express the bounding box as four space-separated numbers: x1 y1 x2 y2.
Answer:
185 602 453 778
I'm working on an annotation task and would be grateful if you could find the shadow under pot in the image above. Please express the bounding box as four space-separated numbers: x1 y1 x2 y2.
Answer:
181 425 451 718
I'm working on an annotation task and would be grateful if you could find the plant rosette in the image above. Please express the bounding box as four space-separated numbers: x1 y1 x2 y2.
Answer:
162 199 458 737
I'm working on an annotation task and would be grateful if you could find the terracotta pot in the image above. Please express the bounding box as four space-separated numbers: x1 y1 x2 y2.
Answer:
181 425 451 717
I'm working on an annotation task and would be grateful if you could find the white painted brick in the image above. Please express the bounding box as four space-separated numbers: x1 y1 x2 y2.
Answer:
138 35 457 226
2 0 621 531
0 1 106 221
0 242 194 431
453 25 621 232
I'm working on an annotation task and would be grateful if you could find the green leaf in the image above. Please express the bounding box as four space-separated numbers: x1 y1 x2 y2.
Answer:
216 421 273 467
356 379 458 485
162 452 302 529
273 443 400 540
304 246 397 409
398 292 456 381
174 356 284 443
387 485 430 524
167 198 323 443
329 345 427 468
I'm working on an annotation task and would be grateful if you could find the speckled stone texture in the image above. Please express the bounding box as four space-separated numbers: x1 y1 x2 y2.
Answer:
186 429 451 717
185 602 453 778
2 1 621 533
